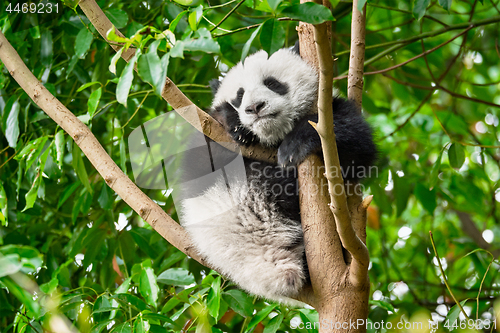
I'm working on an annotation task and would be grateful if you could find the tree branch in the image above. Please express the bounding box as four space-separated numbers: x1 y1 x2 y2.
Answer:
347 1 366 106
0 31 209 268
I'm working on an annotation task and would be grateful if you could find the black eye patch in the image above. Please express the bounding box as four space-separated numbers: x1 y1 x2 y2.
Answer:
231 88 245 108
263 77 288 95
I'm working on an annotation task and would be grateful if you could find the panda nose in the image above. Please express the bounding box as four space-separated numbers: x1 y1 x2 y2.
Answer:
245 101 266 114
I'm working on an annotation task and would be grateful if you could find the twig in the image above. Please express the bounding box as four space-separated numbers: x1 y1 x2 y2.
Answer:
429 231 470 320
210 0 246 32
333 28 470 80
367 28 471 76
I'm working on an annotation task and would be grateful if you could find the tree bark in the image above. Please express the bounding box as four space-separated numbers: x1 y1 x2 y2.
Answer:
296 0 371 331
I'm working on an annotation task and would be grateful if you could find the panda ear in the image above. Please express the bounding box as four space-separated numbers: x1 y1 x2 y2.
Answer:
209 79 221 96
291 41 300 56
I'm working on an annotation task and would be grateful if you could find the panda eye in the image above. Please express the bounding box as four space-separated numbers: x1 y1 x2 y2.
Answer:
231 88 245 108
263 77 288 95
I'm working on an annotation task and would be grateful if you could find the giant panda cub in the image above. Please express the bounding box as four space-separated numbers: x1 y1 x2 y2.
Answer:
178 46 377 304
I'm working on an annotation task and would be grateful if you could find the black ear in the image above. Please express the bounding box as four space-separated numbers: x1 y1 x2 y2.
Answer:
209 79 221 96
291 41 300 56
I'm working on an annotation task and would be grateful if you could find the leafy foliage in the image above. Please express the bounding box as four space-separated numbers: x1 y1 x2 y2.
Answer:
0 0 499 332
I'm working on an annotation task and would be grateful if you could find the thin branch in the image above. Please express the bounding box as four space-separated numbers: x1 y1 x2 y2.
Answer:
333 28 470 80
429 231 470 320
366 28 471 76
367 3 450 27
436 84 500 108
210 0 246 32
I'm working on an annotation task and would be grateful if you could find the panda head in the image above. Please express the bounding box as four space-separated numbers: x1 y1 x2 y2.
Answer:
211 48 318 147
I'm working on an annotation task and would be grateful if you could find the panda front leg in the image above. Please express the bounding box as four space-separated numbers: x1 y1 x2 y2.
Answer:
180 180 307 301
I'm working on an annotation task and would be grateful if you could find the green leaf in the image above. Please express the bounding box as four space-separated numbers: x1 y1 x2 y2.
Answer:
393 174 410 217
55 130 65 168
139 267 159 308
369 299 395 312
241 25 262 62
188 5 203 31
245 304 277 332
137 39 168 96
111 293 150 312
0 245 43 273
1 277 41 318
260 19 285 56
23 147 50 211
88 87 102 118
24 176 42 211
445 299 468 323
157 268 195 286
119 137 127 173
107 26 130 44
183 28 220 54
0 254 22 277
414 183 437 215
82 229 106 267
111 322 132 333
39 277 58 294
430 145 447 190
133 316 150 333
41 30 53 67
0 182 8 226
141 313 177 326
438 0 452 11
105 9 129 29
77 81 102 92
207 276 221 320
413 0 431 20
169 11 188 32
75 28 94 59
109 47 124 75
72 143 92 195
280 3 335 25
172 0 193 6
5 99 20 148
263 312 283 333
117 49 141 107
15 136 48 171
267 0 283 12
57 181 80 209
222 290 253 317
448 143 465 169
115 277 131 294
98 184 113 209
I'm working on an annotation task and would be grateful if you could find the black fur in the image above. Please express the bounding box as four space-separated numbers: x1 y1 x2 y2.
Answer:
278 97 377 180
212 102 260 146
263 77 289 96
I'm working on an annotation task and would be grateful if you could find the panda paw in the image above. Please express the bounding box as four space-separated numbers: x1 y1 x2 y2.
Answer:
277 137 319 168
230 125 259 147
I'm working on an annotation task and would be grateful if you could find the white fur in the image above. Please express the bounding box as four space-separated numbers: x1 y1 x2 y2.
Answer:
180 177 306 304
212 49 318 146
